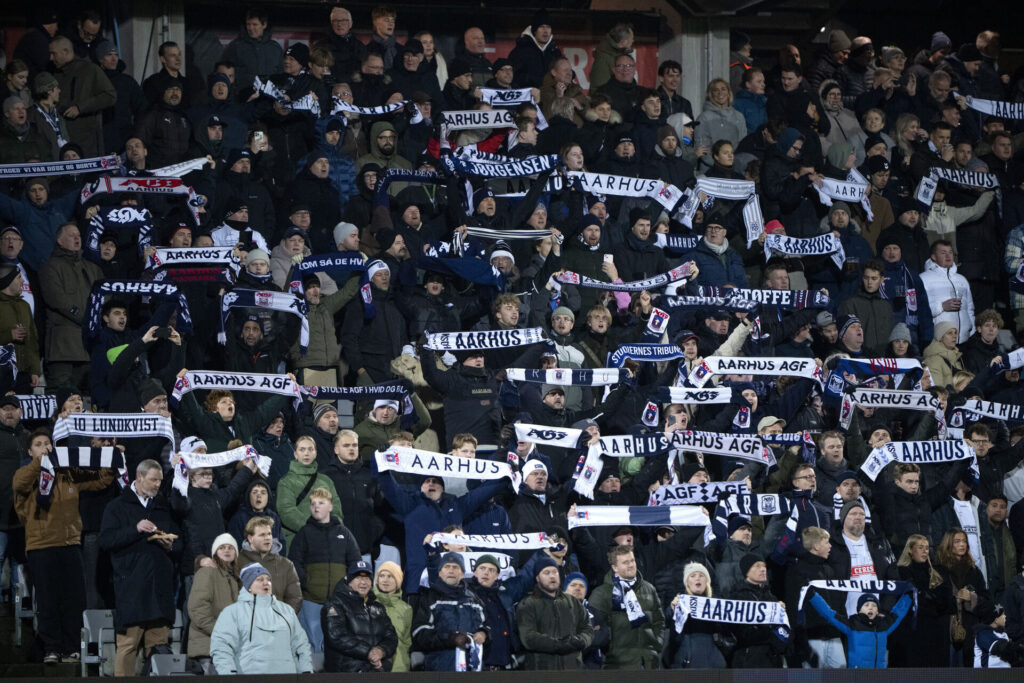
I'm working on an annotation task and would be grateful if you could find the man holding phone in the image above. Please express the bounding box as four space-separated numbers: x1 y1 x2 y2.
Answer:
909 121 955 183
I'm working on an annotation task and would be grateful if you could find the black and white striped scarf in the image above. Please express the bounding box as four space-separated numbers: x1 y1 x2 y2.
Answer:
39 447 127 508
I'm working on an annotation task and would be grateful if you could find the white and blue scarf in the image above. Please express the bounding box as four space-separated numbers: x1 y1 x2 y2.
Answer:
52 412 175 450
608 343 684 368
173 445 270 496
677 177 764 245
14 395 56 421
0 154 120 177
695 286 830 309
170 371 300 406
424 328 547 351
39 446 127 506
85 280 192 340
674 595 790 642
861 440 978 481
689 356 822 388
218 289 309 353
506 368 627 386
764 233 846 270
650 480 749 506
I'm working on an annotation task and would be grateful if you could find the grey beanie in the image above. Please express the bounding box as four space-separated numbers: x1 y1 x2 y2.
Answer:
333 221 358 246
888 322 911 343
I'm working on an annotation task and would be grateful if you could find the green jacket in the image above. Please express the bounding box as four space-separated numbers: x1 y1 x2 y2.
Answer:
588 570 664 669
373 588 412 672
293 274 360 368
589 34 631 91
0 291 39 376
177 390 291 454
353 393 431 461
0 122 51 164
275 459 341 544
38 246 102 362
516 586 594 670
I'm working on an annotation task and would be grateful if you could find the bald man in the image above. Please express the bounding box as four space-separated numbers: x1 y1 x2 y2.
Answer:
49 35 115 156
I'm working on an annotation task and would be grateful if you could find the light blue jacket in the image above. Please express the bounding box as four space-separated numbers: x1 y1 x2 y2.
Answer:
210 588 313 674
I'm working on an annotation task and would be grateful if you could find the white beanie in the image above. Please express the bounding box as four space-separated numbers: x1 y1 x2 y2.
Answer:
367 259 390 281
524 459 548 477
211 532 239 557
373 399 400 412
180 436 207 453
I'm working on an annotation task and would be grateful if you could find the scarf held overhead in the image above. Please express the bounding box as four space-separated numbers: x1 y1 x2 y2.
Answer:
608 343 684 368
375 447 521 488
424 328 546 351
557 262 692 292
764 233 846 270
39 446 127 503
678 177 764 246
218 289 309 353
80 176 201 224
428 532 559 550
506 368 627 386
85 280 192 341
650 480 750 506
861 440 978 481
173 446 271 495
52 413 175 450
170 371 300 406
690 356 822 388
674 595 790 640
0 154 120 177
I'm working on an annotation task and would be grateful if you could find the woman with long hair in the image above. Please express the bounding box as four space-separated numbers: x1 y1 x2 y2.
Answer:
187 534 243 673
669 563 727 668
373 562 412 672
936 528 990 666
891 534 955 667
891 113 924 174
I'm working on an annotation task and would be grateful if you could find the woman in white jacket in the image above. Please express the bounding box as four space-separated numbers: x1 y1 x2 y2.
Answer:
210 563 313 675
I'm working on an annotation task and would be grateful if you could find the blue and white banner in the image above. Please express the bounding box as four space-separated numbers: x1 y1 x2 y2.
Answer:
0 154 120 178
85 280 192 340
861 440 977 481
506 368 627 386
331 97 407 117
443 153 560 178
557 262 693 292
53 413 175 450
670 431 775 468
376 446 520 488
218 289 309 353
673 595 790 640
662 295 758 314
568 504 710 530
650 480 749 506
695 286 829 310
608 343 684 368
424 328 546 351
14 395 57 421
441 109 516 131
514 423 583 449
147 246 238 271
170 371 300 406
689 356 821 388
677 177 764 245
653 386 733 404
764 233 846 270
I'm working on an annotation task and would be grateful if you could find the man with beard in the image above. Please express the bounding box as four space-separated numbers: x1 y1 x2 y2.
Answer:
134 76 192 169
357 121 411 174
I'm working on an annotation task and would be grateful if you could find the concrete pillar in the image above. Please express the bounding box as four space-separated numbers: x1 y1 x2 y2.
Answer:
118 0 186 84
660 17 730 118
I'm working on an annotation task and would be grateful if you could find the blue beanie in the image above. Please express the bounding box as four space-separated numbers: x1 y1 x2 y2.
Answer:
240 563 270 591
776 127 804 155
440 552 465 573
857 592 879 611
563 571 588 592
533 556 558 580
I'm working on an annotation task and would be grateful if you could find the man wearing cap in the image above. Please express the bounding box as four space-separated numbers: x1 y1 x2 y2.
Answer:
807 29 852 92
826 500 897 616
389 39 440 104
354 395 431 460
507 10 561 89
215 148 275 234
442 56 478 112
830 313 870 356
517 556 594 669
908 31 953 89
727 553 785 667
340 259 409 383
14 9 59 80
322 558 397 671
133 70 192 169
412 551 489 670
838 259 894 352
48 35 115 157
290 152 344 241
98 39 145 153
509 459 572 533
210 561 312 674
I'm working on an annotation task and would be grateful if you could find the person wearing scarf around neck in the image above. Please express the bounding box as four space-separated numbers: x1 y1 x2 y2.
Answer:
588 544 664 669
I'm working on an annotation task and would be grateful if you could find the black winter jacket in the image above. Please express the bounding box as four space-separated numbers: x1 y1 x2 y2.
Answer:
169 467 253 575
323 457 385 554
322 580 398 672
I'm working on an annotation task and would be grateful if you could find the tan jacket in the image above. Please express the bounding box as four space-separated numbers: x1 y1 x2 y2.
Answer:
187 565 241 656
236 547 302 613
12 457 116 551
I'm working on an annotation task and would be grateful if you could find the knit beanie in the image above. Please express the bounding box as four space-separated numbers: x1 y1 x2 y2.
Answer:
739 553 762 579
138 379 167 407
684 562 712 586
440 552 465 573
211 532 238 557
933 320 957 342
333 221 359 246
889 322 911 343
857 592 879 611
476 554 501 572
240 563 270 591
375 560 404 592
827 30 852 53
563 571 588 592
839 499 865 526
533 555 558 580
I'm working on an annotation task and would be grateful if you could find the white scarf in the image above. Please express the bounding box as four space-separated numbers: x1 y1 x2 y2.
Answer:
173 446 270 495
655 386 733 404
171 371 300 406
673 595 790 636
514 423 582 449
613 575 649 627
376 447 520 488
147 246 239 271
677 177 764 246
478 88 535 106
429 532 559 550
150 157 209 177
689 356 822 388
556 263 692 291
40 447 127 497
424 327 547 351
568 504 710 531
764 233 846 269
441 109 516 131
860 440 978 481
952 496 987 579
506 368 626 386
814 177 872 222
842 387 947 437
14 394 56 420
796 579 917 613
53 412 175 450
565 171 685 211
958 93 1024 119
650 480 749 506
915 167 1000 208
671 431 775 468
961 398 1024 423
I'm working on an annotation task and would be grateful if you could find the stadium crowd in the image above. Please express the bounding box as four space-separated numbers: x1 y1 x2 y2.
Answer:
3 2 1024 674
